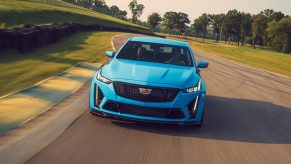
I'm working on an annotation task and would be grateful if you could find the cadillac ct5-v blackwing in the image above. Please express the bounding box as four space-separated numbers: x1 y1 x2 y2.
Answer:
89 37 208 126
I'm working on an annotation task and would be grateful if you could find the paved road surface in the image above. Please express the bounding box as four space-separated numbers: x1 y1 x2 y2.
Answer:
27 34 291 164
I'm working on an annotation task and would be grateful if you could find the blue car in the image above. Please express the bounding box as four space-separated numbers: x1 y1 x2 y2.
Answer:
89 37 208 126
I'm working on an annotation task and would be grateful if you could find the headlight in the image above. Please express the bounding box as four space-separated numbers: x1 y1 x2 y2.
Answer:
96 70 112 84
184 80 201 93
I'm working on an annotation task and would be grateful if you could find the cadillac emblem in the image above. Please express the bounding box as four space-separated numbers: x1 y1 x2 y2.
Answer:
139 88 152 95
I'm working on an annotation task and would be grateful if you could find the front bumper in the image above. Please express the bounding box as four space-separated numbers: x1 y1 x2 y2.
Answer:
89 78 206 125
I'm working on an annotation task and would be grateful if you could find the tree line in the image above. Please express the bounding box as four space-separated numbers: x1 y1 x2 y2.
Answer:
194 9 291 53
64 0 291 53
64 0 128 20
64 0 146 24
147 9 291 53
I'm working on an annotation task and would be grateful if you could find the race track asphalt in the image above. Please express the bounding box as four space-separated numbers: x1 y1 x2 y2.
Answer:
27 34 291 164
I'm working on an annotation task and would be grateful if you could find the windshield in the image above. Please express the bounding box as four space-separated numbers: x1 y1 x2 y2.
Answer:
116 41 194 67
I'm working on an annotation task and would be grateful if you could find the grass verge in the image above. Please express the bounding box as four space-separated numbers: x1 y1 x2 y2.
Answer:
169 36 291 77
0 31 119 96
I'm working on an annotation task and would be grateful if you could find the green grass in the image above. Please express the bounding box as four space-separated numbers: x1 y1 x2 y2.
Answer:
0 0 147 32
0 31 119 96
169 36 291 77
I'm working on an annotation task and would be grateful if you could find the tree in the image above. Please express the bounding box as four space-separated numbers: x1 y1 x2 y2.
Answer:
252 14 268 46
119 10 128 20
271 11 285 22
240 12 252 45
223 10 242 45
192 13 210 41
74 0 93 8
175 12 190 34
128 0 145 23
260 9 285 22
93 0 106 8
91 0 110 14
147 13 162 30
192 18 202 39
135 20 150 28
110 5 120 18
110 5 127 20
252 9 286 47
267 17 291 53
209 14 225 41
163 12 178 35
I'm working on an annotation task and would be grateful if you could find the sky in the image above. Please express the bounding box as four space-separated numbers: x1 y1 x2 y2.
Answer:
105 0 291 22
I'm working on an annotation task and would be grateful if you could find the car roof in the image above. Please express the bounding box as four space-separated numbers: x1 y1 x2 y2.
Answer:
130 37 189 47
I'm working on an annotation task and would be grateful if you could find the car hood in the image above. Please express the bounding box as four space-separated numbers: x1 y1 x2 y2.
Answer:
101 59 200 88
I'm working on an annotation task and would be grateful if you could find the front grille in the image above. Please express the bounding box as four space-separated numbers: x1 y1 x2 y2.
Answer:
103 101 184 119
167 109 185 119
113 81 179 102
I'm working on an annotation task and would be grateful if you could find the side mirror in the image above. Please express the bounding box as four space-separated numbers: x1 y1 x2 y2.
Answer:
106 51 116 58
197 61 209 68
